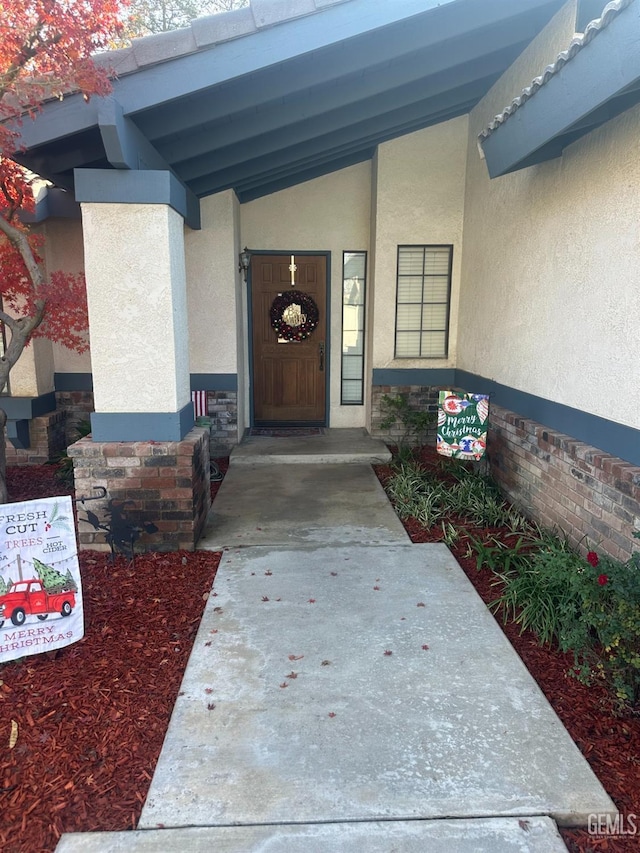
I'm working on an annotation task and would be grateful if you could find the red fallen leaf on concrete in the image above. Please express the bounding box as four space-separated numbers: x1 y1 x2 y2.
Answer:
204 688 213 694
384 650 393 656
308 599 316 603
285 672 298 679
328 712 336 718
279 682 288 689
373 586 381 590
288 654 304 661
422 645 430 651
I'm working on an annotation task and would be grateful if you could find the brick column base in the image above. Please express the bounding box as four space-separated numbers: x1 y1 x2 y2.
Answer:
5 411 66 465
68 427 211 552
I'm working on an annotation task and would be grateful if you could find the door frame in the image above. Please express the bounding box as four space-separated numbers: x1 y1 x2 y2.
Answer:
247 249 331 428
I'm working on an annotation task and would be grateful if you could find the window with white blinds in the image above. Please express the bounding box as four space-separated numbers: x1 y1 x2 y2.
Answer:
394 245 452 359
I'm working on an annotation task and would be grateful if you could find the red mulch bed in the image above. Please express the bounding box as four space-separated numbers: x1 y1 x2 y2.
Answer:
0 461 227 853
2 453 638 851
375 447 640 853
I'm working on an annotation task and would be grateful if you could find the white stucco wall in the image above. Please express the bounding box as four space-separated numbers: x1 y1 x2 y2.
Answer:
232 193 246 440
241 162 372 428
185 189 244 443
461 0 640 429
8 336 54 398
370 116 469 371
186 190 239 376
8 218 84 397
81 203 190 414
45 218 92 376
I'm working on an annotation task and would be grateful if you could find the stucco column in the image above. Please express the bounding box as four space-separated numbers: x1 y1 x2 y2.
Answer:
80 199 193 441
9 338 54 397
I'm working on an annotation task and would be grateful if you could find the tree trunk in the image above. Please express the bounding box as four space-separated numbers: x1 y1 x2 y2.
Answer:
0 409 8 504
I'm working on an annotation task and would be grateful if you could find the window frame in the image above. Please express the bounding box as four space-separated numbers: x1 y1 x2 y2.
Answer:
340 250 367 406
394 244 453 359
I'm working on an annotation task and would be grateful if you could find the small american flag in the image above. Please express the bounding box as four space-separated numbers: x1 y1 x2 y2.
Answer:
192 391 208 418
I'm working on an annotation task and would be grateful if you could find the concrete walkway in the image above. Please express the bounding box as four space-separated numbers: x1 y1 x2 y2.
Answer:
57 431 616 852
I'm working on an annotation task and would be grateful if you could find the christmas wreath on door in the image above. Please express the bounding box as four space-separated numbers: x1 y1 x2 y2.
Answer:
270 290 319 341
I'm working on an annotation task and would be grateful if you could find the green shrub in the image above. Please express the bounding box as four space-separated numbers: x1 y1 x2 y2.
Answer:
385 461 443 522
379 394 436 453
383 443 640 710
489 532 640 710
573 547 640 708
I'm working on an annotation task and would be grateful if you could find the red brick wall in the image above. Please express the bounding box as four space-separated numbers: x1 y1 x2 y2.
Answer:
207 390 238 451
69 427 211 552
370 385 440 445
5 411 66 465
489 405 640 562
55 390 94 444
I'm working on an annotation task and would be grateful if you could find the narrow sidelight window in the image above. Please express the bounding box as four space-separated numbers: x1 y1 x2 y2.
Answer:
341 251 366 404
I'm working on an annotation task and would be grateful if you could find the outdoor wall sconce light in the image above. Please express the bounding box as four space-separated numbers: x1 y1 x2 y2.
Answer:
239 247 251 281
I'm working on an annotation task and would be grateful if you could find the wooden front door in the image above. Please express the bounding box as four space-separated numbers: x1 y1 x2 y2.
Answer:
251 254 327 425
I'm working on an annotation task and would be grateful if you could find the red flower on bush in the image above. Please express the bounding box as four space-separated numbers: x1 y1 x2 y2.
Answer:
597 574 608 586
587 551 599 567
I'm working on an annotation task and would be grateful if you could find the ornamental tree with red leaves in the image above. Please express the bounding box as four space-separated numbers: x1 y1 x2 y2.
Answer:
0 0 125 501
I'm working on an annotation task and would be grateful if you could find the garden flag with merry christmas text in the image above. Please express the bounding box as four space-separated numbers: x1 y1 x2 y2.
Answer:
437 391 489 460
0 496 83 664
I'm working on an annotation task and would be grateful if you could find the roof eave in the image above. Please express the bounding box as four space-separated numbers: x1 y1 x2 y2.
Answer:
479 0 639 178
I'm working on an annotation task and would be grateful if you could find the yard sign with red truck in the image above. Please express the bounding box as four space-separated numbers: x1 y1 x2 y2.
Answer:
0 496 84 663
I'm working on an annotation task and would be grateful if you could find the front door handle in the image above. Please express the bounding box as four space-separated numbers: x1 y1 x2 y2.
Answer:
319 341 325 372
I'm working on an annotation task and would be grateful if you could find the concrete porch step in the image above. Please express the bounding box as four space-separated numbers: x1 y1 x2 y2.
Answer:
230 427 391 465
56 816 570 852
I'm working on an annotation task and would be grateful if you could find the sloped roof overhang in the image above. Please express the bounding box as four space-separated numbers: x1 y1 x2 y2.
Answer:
479 0 639 177
13 0 566 215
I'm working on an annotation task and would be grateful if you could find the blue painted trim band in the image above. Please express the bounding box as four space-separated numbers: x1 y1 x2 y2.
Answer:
7 419 30 450
0 392 57 419
190 373 238 392
372 368 640 467
74 169 201 230
21 188 81 224
456 371 640 468
54 373 94 392
90 403 195 442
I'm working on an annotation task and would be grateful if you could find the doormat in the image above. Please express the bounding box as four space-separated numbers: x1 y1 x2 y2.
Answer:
249 427 324 437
